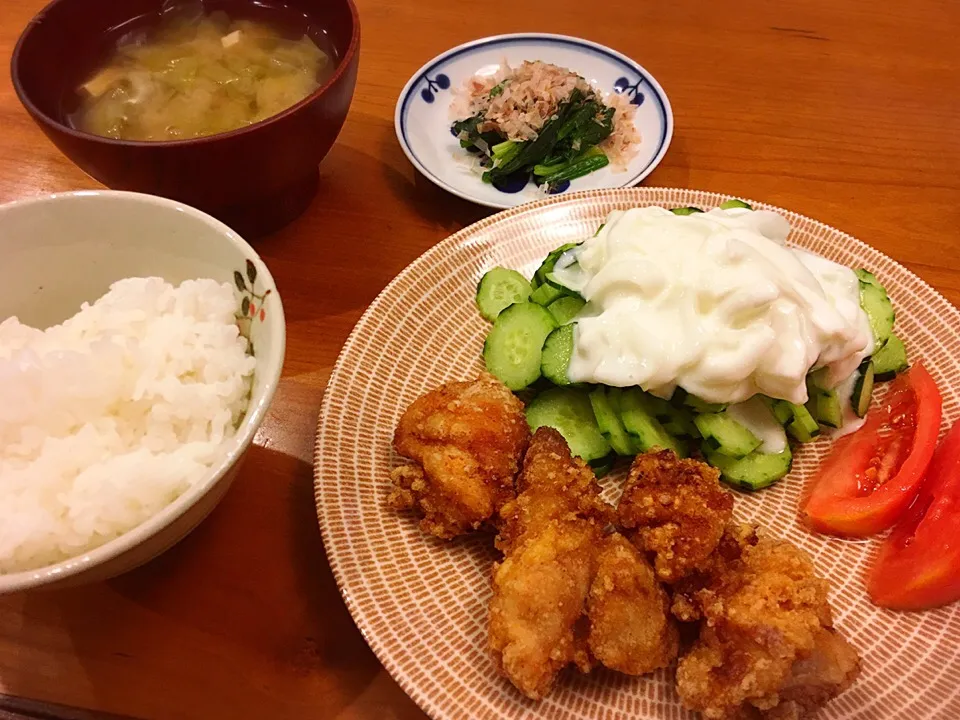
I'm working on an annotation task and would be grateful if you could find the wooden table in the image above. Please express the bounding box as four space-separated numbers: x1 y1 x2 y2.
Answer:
0 0 957 718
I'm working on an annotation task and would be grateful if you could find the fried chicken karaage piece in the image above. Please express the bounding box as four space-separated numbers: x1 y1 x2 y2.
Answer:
771 627 863 720
388 373 529 539
586 532 679 676
617 450 734 584
675 523 861 720
488 427 612 700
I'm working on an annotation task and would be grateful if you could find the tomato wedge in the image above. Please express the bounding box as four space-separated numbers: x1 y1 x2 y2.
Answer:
868 419 960 610
803 363 942 537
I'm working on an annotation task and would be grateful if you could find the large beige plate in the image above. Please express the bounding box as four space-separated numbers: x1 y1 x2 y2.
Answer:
314 188 960 720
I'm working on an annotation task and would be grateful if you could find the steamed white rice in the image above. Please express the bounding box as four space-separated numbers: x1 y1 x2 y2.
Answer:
0 277 256 574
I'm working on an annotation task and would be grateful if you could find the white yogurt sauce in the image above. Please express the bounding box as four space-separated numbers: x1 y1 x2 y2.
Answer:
553 206 874 406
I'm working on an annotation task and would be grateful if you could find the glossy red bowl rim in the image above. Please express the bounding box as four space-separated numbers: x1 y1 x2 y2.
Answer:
9 0 360 148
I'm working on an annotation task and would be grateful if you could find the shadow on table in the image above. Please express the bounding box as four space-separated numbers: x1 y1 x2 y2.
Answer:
10 444 424 719
375 122 493 233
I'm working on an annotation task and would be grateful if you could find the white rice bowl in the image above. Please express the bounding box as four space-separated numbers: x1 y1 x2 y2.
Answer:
0 276 256 574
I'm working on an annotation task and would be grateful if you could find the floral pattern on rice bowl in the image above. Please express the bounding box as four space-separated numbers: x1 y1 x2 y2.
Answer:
234 258 272 354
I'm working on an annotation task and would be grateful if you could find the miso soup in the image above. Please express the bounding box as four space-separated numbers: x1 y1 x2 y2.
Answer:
74 11 335 141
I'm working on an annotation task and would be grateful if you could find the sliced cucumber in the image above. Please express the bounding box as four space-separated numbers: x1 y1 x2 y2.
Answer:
672 388 727 414
851 359 875 418
872 334 908 381
695 412 762 459
786 417 818 443
483 303 556 390
783 402 821 443
641 393 700 437
589 388 634 456
665 435 689 458
718 199 752 210
805 389 843 429
855 268 882 286
765 398 820 442
670 207 704 216
765 398 794 425
541 324 574 386
688 397 728 414
476 267 533 322
526 387 611 463
530 282 565 306
534 243 581 287
855 269 895 350
590 453 615 478
805 370 843 429
805 368 842 428
706 446 792 491
806 367 832 390
546 295 586 325
620 388 686 456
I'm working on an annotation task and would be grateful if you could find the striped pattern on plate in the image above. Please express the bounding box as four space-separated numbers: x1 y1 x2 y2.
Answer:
315 188 960 720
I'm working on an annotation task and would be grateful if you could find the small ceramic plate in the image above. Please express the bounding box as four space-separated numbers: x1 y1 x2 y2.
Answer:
395 34 673 209
315 188 960 720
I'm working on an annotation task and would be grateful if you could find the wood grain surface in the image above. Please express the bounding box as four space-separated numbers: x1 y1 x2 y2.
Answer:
0 0 958 718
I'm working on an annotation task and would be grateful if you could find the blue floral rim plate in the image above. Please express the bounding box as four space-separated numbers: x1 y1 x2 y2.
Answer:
394 33 674 209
